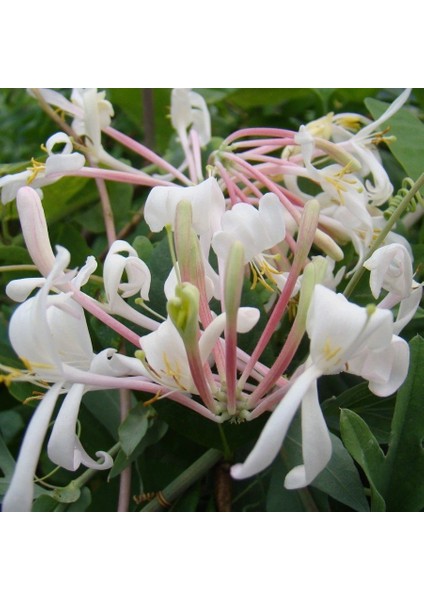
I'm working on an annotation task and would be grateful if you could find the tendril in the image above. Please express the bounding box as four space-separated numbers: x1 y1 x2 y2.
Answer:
385 177 424 219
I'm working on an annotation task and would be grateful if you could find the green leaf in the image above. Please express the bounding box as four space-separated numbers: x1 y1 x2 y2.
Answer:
66 487 92 512
0 245 31 265
154 399 268 453
312 435 370 511
322 382 395 443
42 177 97 223
109 418 168 479
340 408 386 511
284 416 370 511
266 454 315 512
365 96 424 180
118 403 149 457
82 389 122 440
31 494 59 512
226 88 311 109
383 336 424 511
108 88 143 130
0 432 15 477
132 235 154 262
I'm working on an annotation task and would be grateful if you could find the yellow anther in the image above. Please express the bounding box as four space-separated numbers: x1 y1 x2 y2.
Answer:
162 352 187 390
26 158 46 184
143 390 164 406
334 115 363 132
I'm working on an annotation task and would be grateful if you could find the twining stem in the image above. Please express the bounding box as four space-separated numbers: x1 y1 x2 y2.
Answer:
344 172 424 298
140 449 223 511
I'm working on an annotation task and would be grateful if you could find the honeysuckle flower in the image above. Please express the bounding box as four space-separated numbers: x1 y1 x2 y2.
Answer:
212 193 286 263
104 240 151 304
44 132 85 175
364 243 423 335
139 306 260 396
0 133 85 204
171 88 211 147
145 177 225 243
2 247 151 511
102 240 160 331
364 243 414 300
70 88 114 162
231 285 409 488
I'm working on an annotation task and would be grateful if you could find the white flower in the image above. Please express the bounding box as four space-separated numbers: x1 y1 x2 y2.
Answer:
231 285 409 488
70 88 114 160
103 240 151 308
145 177 225 242
0 133 84 204
140 307 260 394
2 248 138 511
364 243 414 300
364 242 423 335
171 88 211 147
212 193 286 263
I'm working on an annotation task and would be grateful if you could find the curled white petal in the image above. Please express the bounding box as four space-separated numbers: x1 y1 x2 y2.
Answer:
48 383 113 471
2 383 63 512
103 241 151 309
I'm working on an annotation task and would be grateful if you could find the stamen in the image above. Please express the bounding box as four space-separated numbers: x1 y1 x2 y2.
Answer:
26 158 46 184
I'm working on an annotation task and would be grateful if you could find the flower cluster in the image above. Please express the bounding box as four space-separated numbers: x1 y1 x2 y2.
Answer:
1 88 421 511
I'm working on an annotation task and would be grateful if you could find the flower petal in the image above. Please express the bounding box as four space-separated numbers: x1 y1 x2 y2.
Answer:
231 365 321 479
47 383 112 471
2 382 63 512
284 379 332 489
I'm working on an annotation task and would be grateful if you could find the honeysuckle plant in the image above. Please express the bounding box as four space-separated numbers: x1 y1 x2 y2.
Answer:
0 87 423 513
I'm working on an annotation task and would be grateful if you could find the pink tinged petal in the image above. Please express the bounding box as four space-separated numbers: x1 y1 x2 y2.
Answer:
6 277 46 302
284 380 332 489
2 382 63 512
231 365 321 480
47 383 113 471
16 186 56 277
